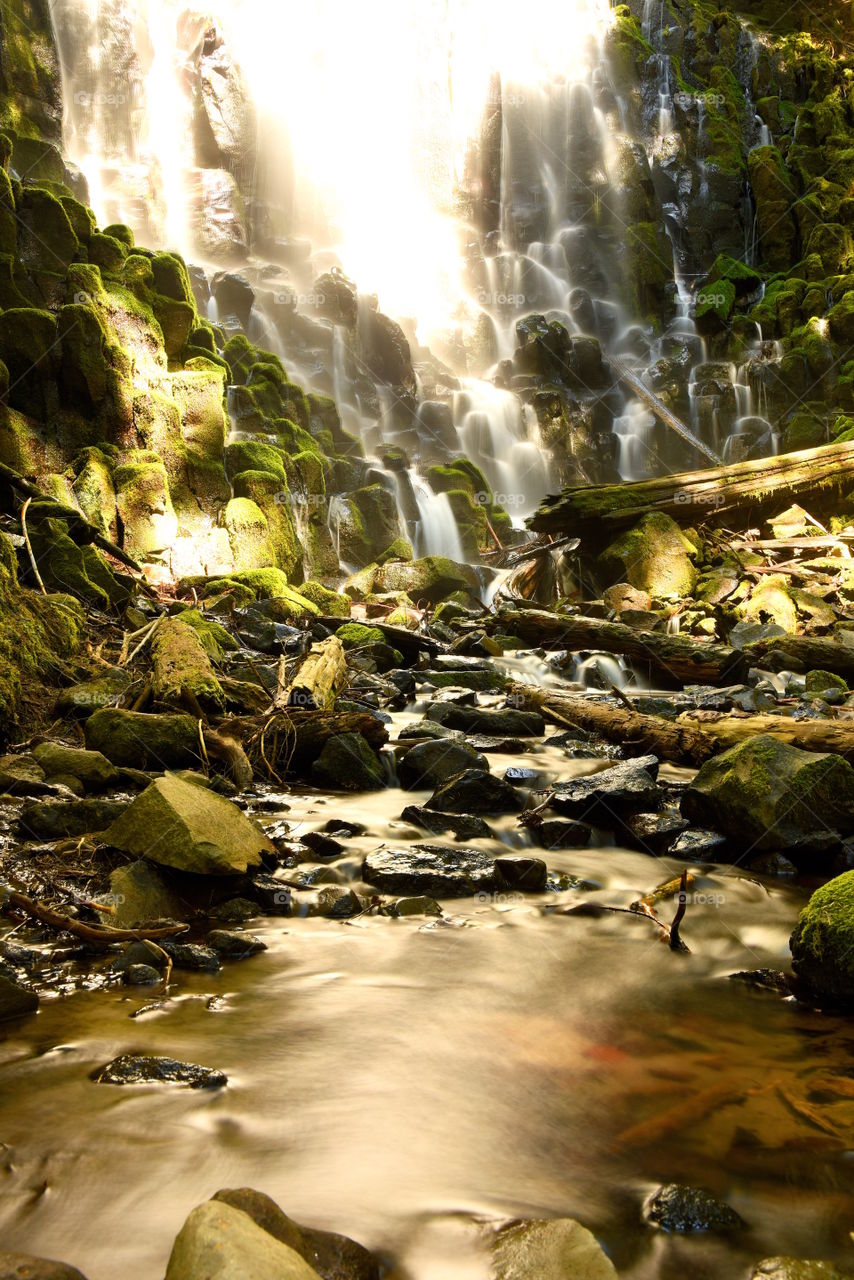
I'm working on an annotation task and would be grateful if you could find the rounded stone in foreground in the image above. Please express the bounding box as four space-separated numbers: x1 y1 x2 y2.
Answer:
492 1217 617 1279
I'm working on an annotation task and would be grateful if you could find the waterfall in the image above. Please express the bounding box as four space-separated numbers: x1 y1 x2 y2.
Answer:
410 477 466 562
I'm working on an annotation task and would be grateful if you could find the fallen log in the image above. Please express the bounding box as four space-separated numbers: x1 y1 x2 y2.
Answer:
511 683 719 765
513 683 854 765
314 615 444 658
611 357 723 467
744 636 854 681
282 635 346 711
530 440 854 537
495 610 747 686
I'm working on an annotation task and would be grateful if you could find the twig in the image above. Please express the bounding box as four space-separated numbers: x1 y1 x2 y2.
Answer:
3 889 189 946
20 498 46 595
669 868 689 952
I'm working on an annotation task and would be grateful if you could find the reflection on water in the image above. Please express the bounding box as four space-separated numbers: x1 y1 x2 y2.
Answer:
2 746 854 1278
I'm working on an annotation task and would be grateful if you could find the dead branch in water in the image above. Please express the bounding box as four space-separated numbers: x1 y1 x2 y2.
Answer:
2 889 189 946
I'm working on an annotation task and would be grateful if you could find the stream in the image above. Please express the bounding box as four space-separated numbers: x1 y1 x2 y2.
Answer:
2 714 853 1278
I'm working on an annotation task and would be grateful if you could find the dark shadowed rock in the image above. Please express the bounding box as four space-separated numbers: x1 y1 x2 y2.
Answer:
426 768 521 815
549 756 661 821
0 969 38 1022
0 1255 89 1280
19 798 127 839
311 733 386 791
206 930 266 959
426 703 544 736
530 818 592 849
495 855 548 891
400 805 493 841
398 739 488 789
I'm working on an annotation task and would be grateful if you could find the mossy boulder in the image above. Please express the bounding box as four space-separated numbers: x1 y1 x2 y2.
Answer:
790 872 854 1006
177 608 238 661
682 736 854 852
737 575 798 632
828 291 854 345
27 517 128 609
748 147 797 272
89 231 127 274
114 456 177 562
16 187 78 272
336 622 386 649
0 307 58 417
372 555 479 605
311 732 386 791
298 581 350 616
804 669 848 697
58 303 109 410
599 513 697 598
84 708 201 769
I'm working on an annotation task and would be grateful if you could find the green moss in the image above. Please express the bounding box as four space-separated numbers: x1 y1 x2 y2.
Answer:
791 871 854 1004
0 307 57 416
152 295 195 359
298 580 350 616
224 439 287 485
16 187 78 272
231 469 303 581
151 616 224 713
151 251 193 303
336 622 386 648
88 231 126 274
103 223 134 247
177 608 238 661
376 536 414 565
600 512 697 598
748 146 797 272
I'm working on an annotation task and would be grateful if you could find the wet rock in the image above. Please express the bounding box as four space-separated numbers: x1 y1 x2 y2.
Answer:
419 667 506 692
600 513 698 598
383 896 443 917
492 1218 617 1279
749 852 798 877
211 897 261 923
682 736 854 853
123 963 161 985
311 733 386 791
249 875 293 914
300 831 346 858
0 1255 89 1280
166 1200 320 1279
729 969 793 995
495 855 548 892
400 804 493 841
751 1259 854 1279
161 942 221 972
468 735 528 753
549 756 660 821
625 810 688 854
19 798 127 839
105 773 275 875
426 703 544 737
113 939 170 974
398 739 488 789
31 743 120 791
426 768 521 815
0 969 38 1022
669 828 729 859
84 709 200 770
54 669 132 719
0 754 52 795
212 1187 381 1280
314 887 366 919
642 1183 742 1233
790 871 854 1005
94 1054 227 1088
530 818 592 849
206 929 266 959
363 845 498 897
398 721 466 743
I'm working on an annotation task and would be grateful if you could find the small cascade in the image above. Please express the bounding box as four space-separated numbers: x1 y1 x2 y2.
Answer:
613 403 656 481
573 653 634 691
410 476 466 561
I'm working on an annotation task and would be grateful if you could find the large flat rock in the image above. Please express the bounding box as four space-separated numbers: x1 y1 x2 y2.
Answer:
363 844 499 897
105 772 275 876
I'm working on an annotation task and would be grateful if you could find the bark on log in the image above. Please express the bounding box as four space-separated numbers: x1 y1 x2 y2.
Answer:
239 709 390 778
744 636 854 681
530 440 854 537
511 683 719 766
314 615 445 658
493 609 746 685
283 635 347 711
512 683 854 766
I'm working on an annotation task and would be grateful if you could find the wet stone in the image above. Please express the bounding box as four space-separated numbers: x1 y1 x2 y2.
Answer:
426 702 545 736
94 1054 227 1088
363 845 499 897
625 810 688 855
426 768 521 815
382 896 443 917
249 874 293 914
549 756 661 820
531 819 592 849
300 831 347 858
495 855 548 892
18 798 128 840
122 963 161 986
670 828 730 859
398 739 488 789
0 1253 90 1280
399 805 493 841
206 929 267 959
642 1183 743 1233
161 942 221 972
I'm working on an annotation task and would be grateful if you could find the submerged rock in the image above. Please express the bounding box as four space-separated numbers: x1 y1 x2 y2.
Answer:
398 739 488 788
213 1187 380 1280
492 1218 617 1279
682 736 854 852
105 773 275 875
94 1055 227 1088
166 1201 320 1279
790 872 854 1005
363 845 498 897
642 1183 742 1233
0 1255 89 1279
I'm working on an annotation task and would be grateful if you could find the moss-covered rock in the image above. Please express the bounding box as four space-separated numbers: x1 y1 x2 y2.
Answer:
0 307 57 417
372 555 479 605
27 516 128 608
682 735 854 852
336 622 386 649
599 513 697 598
151 617 225 714
748 147 797 272
177 608 238 661
790 871 854 1006
16 186 78 272
84 708 201 769
298 581 350 616
311 732 386 791
114 455 177 562
737 575 798 632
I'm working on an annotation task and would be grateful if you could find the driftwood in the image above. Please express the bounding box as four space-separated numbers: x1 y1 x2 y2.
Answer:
238 708 389 780
530 440 854 537
744 636 854 682
513 683 854 764
612 358 723 466
3 889 188 946
283 635 346 711
494 610 747 686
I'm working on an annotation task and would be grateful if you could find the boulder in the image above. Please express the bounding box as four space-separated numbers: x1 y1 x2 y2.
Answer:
19 798 127 839
399 804 493 841
0 969 38 1022
84 709 200 769
93 1055 226 1088
105 773 275 875
311 733 386 791
426 703 544 737
642 1183 742 1233
599 512 697 598
212 1188 380 1280
166 1201 321 1280
751 1262 854 1279
373 555 480 605
398 739 488 789
492 1218 617 1279
790 871 854 1005
682 736 854 852
31 743 119 791
426 768 521 815
108 859 186 927
549 757 661 820
0 1255 88 1280
362 845 499 897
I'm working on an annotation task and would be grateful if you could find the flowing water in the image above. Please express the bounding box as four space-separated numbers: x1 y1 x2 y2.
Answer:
2 729 854 1277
